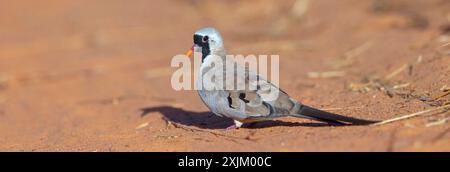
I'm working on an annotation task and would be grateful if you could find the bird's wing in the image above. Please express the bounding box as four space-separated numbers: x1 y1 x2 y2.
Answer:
219 64 300 121
212 57 377 125
219 66 377 125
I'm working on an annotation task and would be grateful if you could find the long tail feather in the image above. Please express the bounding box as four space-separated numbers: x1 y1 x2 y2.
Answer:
292 105 378 125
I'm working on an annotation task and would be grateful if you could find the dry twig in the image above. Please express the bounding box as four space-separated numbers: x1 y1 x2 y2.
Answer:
385 64 409 80
307 71 346 78
373 104 450 126
426 117 449 127
162 117 257 141
433 91 450 101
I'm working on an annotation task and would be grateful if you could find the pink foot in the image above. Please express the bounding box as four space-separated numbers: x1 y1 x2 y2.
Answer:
226 124 238 130
225 120 244 130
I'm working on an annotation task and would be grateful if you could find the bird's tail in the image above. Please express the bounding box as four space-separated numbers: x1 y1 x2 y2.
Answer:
291 105 378 125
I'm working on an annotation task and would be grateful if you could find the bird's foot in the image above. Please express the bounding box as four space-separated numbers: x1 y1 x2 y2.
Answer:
225 124 238 130
225 120 244 130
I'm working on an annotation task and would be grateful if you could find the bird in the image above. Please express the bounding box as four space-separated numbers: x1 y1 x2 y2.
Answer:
185 27 377 129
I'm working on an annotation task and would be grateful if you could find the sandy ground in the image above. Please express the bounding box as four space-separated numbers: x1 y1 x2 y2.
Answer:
0 0 449 151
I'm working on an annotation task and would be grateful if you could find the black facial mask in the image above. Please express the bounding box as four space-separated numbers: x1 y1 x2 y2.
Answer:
193 34 210 62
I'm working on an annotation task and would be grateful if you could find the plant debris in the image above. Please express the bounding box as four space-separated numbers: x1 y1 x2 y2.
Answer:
307 71 346 78
374 104 450 126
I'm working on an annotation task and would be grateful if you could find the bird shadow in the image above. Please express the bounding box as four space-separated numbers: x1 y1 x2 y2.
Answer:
140 106 334 129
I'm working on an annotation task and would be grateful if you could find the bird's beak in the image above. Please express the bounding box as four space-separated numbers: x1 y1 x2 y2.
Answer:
185 45 195 57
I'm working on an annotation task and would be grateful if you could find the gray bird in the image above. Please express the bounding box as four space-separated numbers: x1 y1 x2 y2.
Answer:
185 27 376 129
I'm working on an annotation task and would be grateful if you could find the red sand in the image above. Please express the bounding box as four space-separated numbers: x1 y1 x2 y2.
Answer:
0 0 449 151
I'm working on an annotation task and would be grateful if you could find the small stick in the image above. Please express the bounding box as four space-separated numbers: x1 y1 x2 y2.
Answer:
426 116 450 127
439 42 450 48
307 71 346 78
373 104 450 126
385 64 408 80
162 117 256 141
171 122 256 141
344 41 373 59
433 91 450 100
392 83 410 89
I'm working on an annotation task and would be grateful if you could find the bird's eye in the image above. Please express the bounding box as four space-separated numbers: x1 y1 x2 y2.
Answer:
202 36 209 43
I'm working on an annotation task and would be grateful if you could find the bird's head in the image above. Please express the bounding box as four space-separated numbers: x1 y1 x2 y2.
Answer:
186 27 224 61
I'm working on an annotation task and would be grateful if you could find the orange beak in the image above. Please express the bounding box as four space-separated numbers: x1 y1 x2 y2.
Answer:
185 45 194 57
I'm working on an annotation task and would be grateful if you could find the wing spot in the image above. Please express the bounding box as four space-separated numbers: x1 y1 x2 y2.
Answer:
227 94 233 108
239 93 250 103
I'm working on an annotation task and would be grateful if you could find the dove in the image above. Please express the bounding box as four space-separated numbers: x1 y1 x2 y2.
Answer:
185 27 377 129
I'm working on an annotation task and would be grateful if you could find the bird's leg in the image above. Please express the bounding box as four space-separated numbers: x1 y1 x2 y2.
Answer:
225 125 237 130
226 120 243 130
